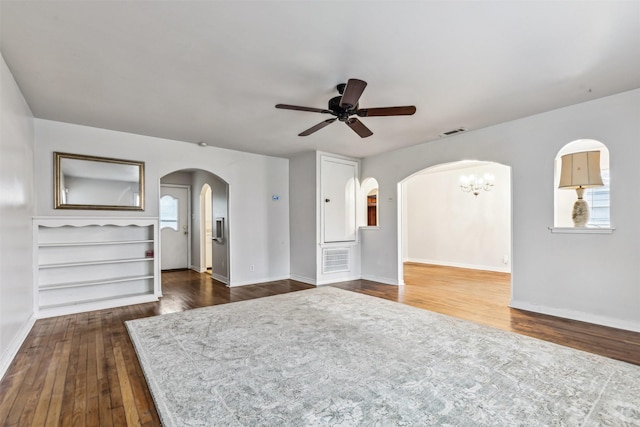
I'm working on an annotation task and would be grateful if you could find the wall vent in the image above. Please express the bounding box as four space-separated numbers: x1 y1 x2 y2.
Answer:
439 127 468 137
323 248 350 274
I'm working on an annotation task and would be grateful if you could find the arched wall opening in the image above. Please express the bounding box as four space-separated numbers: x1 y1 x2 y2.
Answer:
398 160 512 292
160 169 230 284
200 184 213 271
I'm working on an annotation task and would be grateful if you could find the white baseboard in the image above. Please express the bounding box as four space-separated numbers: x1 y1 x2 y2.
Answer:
361 274 399 286
211 272 229 285
227 273 399 288
289 274 317 286
0 314 36 381
510 300 640 333
36 294 159 319
316 274 362 286
291 274 399 287
404 258 511 273
228 275 291 287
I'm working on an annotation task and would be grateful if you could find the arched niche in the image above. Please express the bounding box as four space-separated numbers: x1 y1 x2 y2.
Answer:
554 139 610 228
360 177 379 227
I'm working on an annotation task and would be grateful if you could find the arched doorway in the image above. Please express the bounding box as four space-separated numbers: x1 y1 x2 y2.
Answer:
160 169 230 284
200 184 213 273
398 160 513 303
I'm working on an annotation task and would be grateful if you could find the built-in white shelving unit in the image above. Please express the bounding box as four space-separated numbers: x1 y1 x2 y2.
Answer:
33 217 161 318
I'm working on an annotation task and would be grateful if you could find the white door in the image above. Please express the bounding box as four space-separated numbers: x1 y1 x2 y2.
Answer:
160 185 190 270
322 158 357 242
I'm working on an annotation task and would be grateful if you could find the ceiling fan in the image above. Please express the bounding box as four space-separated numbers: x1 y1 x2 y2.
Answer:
275 78 416 138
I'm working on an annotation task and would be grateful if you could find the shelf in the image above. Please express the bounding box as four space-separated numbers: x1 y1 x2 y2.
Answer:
39 275 154 291
34 218 160 317
548 227 615 234
39 239 154 248
39 257 154 269
39 292 153 310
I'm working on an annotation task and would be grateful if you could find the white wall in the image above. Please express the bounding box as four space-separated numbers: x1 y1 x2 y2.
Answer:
361 88 640 332
161 171 192 186
403 163 511 272
289 152 317 284
0 54 36 377
210 177 228 280
34 119 290 287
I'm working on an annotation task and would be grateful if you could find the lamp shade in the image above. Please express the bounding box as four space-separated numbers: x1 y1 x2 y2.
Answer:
558 151 603 189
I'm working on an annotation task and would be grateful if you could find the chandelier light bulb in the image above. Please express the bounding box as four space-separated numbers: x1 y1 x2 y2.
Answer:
460 173 495 197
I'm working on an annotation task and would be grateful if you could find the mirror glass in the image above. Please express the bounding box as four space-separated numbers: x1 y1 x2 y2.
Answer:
54 152 145 210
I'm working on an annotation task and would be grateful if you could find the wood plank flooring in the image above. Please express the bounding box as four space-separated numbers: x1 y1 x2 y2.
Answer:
1 266 639 426
335 263 640 365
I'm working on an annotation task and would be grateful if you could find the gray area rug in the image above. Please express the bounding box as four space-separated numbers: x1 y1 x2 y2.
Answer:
126 287 640 426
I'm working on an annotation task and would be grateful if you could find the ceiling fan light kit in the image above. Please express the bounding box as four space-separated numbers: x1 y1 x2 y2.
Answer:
275 78 416 138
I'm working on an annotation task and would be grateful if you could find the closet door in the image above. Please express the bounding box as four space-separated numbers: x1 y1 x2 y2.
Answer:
322 157 357 243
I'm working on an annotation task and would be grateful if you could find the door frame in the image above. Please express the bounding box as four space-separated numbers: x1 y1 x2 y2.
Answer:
160 184 192 270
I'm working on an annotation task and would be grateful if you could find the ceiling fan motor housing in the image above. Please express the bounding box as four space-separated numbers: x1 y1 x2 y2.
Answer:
328 95 357 121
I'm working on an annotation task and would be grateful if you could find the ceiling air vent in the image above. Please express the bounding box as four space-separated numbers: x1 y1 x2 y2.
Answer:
439 127 468 137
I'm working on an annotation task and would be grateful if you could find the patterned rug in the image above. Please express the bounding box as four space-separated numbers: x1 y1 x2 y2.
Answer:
126 287 640 426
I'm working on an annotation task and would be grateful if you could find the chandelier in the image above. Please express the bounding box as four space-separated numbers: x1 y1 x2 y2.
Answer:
460 173 494 197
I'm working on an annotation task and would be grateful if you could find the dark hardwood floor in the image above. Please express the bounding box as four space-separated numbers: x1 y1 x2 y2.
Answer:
1 266 639 426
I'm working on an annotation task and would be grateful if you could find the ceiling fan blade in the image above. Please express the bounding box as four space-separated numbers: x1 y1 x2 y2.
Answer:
276 104 332 114
299 118 337 136
346 118 373 138
339 79 367 110
357 106 417 117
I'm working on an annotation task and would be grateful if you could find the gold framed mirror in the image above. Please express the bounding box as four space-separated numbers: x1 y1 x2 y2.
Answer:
54 152 145 210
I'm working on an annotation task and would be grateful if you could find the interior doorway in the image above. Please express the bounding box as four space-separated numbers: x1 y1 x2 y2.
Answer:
160 169 230 284
200 184 213 273
398 161 512 298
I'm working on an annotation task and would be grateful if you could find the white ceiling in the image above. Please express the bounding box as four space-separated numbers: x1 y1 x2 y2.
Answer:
2 1 639 159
